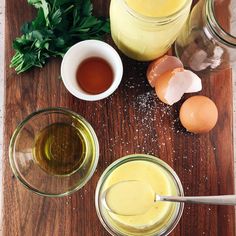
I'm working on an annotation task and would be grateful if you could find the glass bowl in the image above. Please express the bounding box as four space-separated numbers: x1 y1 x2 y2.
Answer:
9 107 99 197
95 154 184 236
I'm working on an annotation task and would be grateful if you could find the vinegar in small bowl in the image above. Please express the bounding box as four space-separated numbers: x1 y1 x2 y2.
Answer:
76 57 113 95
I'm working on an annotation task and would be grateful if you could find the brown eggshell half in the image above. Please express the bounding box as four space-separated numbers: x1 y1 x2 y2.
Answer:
155 68 184 105
147 55 184 87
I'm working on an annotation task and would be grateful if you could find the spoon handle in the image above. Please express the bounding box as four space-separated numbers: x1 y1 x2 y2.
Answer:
157 195 236 205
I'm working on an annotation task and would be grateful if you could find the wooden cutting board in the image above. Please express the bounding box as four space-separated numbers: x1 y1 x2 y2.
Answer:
3 0 235 235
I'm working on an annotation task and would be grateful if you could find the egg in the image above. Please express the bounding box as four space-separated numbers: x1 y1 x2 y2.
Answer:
146 55 183 87
179 96 218 133
155 68 202 105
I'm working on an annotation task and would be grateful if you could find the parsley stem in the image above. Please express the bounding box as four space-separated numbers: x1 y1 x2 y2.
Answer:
63 5 74 15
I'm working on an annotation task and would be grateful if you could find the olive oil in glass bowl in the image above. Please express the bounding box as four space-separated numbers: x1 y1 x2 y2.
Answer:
9 108 99 197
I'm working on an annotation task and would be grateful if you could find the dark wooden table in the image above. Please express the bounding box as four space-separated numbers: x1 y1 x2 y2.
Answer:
2 0 235 235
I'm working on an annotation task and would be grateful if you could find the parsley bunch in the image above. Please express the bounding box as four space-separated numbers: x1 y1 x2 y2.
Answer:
10 0 110 74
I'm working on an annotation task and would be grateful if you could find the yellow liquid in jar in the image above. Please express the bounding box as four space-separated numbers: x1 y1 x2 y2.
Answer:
102 161 179 234
109 0 191 61
125 0 186 17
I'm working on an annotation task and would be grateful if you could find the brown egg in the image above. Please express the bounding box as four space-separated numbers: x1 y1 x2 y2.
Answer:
179 96 218 133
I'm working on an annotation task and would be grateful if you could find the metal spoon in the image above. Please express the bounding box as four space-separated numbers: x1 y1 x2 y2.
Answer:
102 180 236 216
155 194 236 205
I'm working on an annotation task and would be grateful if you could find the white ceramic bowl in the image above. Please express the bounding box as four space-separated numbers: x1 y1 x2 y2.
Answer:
61 40 123 101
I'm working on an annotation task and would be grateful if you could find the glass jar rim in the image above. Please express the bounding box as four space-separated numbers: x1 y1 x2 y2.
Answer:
120 0 193 24
9 107 100 197
95 154 184 236
206 0 236 47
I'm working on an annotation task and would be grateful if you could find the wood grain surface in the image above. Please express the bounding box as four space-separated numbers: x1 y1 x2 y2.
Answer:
3 0 235 235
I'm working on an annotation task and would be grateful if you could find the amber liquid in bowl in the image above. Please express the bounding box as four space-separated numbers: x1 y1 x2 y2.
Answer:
33 123 86 176
76 57 113 94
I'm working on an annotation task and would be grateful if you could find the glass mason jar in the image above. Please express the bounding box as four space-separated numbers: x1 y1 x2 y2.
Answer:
95 154 184 236
175 0 236 71
109 0 192 61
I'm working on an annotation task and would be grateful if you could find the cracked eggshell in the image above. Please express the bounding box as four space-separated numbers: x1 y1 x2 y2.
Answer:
155 68 202 105
179 96 218 133
146 55 183 87
155 68 184 105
